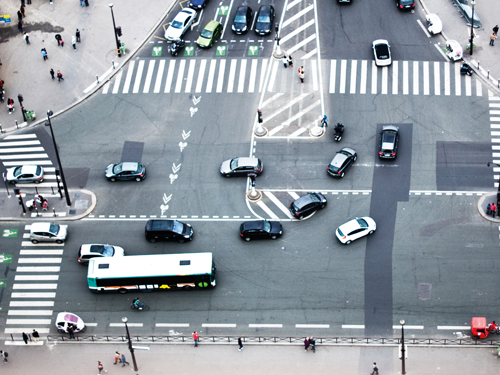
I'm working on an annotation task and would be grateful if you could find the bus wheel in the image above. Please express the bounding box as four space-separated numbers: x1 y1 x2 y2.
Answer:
183 286 193 291
118 288 128 294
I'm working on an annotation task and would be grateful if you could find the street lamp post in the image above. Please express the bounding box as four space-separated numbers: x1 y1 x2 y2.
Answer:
487 162 500 204
122 317 139 371
469 0 476 55
45 110 71 206
400 320 406 375
109 3 122 57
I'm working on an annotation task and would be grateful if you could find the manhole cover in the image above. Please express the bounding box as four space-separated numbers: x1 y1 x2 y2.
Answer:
417 283 432 300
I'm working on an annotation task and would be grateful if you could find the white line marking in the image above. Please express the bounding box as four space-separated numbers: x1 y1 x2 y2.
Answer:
267 60 279 92
164 60 176 93
143 60 155 93
455 63 461 96
156 323 190 327
339 59 347 94
282 4 313 27
6 319 51 325
403 61 409 95
185 59 196 93
153 60 165 93
286 33 316 55
434 61 440 95
249 59 258 93
202 323 237 328
11 292 56 298
195 59 207 93
312 59 318 91
216 59 226 93
381 66 388 94
206 59 217 93
13 284 58 289
465 74 472 96
109 323 143 327
238 59 247 93
280 19 315 44
295 324 329 329
371 61 377 94
256 200 279 219
423 61 429 95
8 310 53 316
444 62 450 95
329 59 336 93
360 60 367 94
413 61 419 95
112 70 123 94
248 324 283 328
132 60 145 93
259 59 267 92
342 324 364 329
264 191 294 218
350 60 357 94
9 301 54 307
175 59 186 93
14 275 59 281
122 61 135 94
437 326 470 330
392 60 398 94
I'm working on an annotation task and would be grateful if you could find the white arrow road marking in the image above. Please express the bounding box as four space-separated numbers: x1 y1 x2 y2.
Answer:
179 142 187 152
182 130 191 140
169 174 178 184
192 96 201 105
172 163 181 173
189 107 198 117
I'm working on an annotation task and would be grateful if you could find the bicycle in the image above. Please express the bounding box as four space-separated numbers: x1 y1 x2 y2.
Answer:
130 302 150 311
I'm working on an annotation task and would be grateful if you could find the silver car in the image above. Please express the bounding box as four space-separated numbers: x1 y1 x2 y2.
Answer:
6 165 44 184
164 8 197 41
30 222 68 244
220 157 263 177
372 39 391 67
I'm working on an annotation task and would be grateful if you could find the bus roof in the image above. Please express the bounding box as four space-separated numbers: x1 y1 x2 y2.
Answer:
88 252 214 279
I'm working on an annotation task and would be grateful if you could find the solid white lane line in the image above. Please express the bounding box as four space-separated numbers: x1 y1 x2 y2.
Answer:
153 60 165 93
206 59 217 93
249 59 258 93
156 323 190 327
381 66 388 94
132 60 145 93
371 61 377 95
122 60 135 93
216 59 226 93
444 62 450 95
164 59 176 93
11 292 56 298
143 60 155 93
264 191 294 218
195 59 207 93
437 326 470 330
392 60 398 94
15 275 58 281
256 201 279 219
18 258 62 263
342 324 364 329
6 319 51 325
8 310 53 315
350 60 357 94
4 134 37 139
360 60 367 94
329 59 336 93
413 61 419 95
0 140 41 147
0 147 44 153
423 61 429 95
12 284 58 289
20 250 63 255
185 59 196 93
238 59 247 93
175 59 186 93
339 59 347 94
9 301 54 307
434 62 440 95
0 153 48 160
455 63 461 96
4 328 50 333
403 61 409 95
3 160 53 167
202 323 237 328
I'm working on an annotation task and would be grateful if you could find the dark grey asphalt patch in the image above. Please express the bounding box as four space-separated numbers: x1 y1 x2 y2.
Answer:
365 123 412 336
121 141 144 163
436 141 492 190
63 168 89 188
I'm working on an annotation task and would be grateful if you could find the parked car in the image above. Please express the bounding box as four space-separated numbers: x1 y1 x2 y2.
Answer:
6 165 44 184
335 217 376 244
327 147 357 178
240 220 283 241
255 4 275 35
426 13 442 35
145 219 194 243
220 157 263 177
197 20 223 48
30 222 67 244
372 39 391 67
446 40 463 61
164 8 197 41
105 162 146 182
289 193 327 220
232 6 253 34
189 0 209 10
78 244 125 264
396 0 415 10
379 125 399 159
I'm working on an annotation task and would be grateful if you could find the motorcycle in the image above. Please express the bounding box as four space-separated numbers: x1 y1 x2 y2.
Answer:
460 63 473 76
334 123 344 142
169 39 185 56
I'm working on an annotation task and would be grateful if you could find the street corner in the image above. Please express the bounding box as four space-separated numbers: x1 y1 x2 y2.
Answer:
477 191 500 222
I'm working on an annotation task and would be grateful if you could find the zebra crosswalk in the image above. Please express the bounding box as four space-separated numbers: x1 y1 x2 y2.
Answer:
103 58 486 97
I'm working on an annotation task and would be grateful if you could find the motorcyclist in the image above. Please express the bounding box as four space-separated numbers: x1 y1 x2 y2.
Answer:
334 123 344 134
488 321 499 333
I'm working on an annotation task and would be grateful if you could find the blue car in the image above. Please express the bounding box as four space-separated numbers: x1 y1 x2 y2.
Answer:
189 0 209 9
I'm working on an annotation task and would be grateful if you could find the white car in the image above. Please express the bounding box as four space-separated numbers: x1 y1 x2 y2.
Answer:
6 165 44 184
78 244 125 264
164 8 197 41
336 217 376 244
30 222 68 244
372 39 392 67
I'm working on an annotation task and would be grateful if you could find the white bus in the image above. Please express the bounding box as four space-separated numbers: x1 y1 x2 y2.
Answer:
87 252 216 293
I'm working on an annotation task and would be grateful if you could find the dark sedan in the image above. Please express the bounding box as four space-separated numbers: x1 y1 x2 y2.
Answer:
396 0 415 10
289 193 327 220
189 0 209 9
255 5 275 35
327 147 357 178
220 157 263 177
379 125 399 159
232 6 252 34
240 220 283 241
105 162 146 182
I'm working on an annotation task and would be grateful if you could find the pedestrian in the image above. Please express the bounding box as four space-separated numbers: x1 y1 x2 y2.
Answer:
55 34 61 46
57 70 64 82
67 324 75 339
288 55 293 67
80 0 84 6
49 68 55 80
97 360 107 374
20 6 26 17
32 329 39 343
238 337 243 351
303 337 310 352
72 36 77 51
76 29 81 42
17 21 23 33
121 354 129 367
371 362 379 375
492 203 497 218
298 66 305 83
23 32 30 44
22 332 28 344
490 33 496 46
7 98 15 113
193 331 199 347
41 48 48 61
60 38 64 47
309 336 316 353
0 350 8 363
85 0 89 6
113 351 122 365
282 56 288 68
494 25 499 36
21 0 26 6
17 10 23 22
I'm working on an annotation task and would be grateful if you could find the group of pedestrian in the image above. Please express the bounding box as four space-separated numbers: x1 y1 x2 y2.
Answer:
112 351 129 366
282 55 293 68
303 336 316 353
80 0 90 6
486 202 498 218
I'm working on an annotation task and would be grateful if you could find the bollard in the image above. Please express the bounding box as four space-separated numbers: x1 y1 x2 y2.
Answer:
0 125 2 133
477 60 480 69
15 120 18 129
35 206 39 217
112 60 115 69
53 207 56 217
488 70 490 79
498 79 500 88
96 75 99 84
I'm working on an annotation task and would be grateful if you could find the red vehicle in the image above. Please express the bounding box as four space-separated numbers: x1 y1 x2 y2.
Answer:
471 317 489 339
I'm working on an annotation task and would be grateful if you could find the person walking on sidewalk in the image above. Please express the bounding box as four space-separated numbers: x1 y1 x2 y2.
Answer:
72 36 77 51
23 32 29 45
113 351 121 365
67 324 75 339
55 34 61 46
76 29 81 42
7 98 15 114
238 337 243 351
0 350 8 363
22 332 28 344
288 55 293 67
492 203 497 218
282 56 288 68
298 66 305 83
85 0 89 6
193 331 199 347
49 68 55 80
57 70 64 82
80 0 84 6
371 362 379 375
32 329 39 343
17 20 23 33
20 5 26 18
303 337 310 352
120 354 129 367
41 48 48 61
97 360 107 373
309 336 316 353
17 10 23 22
490 32 496 46
494 25 499 36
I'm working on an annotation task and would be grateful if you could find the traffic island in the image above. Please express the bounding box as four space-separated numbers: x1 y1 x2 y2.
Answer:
477 192 500 222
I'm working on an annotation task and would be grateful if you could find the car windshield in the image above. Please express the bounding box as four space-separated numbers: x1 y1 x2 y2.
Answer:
356 218 368 228
234 15 246 23
172 221 184 234
13 166 23 177
376 45 389 58
382 132 396 143
400 0 413 4
49 223 60 235
171 20 183 29
230 158 240 169
91 245 114 256
200 29 213 39
337 228 344 237
258 14 270 23
263 220 271 232
112 164 123 173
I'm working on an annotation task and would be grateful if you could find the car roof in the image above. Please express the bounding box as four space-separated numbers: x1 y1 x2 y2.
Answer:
242 220 266 230
382 125 399 133
120 162 140 171
19 165 40 173
31 222 52 232
204 20 221 30
178 8 196 18
338 218 361 233
295 193 316 207
258 4 273 13
340 147 356 155
235 157 259 167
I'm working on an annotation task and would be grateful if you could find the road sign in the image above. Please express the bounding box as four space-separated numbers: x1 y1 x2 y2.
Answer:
0 255 13 263
248 46 259 56
152 46 162 57
2 229 18 238
218 6 229 15
0 279 6 288
216 46 226 56
184 46 194 56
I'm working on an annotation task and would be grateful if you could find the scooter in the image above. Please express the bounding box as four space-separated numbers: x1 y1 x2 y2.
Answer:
169 39 185 56
334 123 344 142
460 63 473 76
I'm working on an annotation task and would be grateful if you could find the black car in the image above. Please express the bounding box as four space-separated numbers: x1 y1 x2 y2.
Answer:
396 0 415 10
255 5 275 35
327 147 357 178
105 162 146 182
145 219 194 243
240 220 283 241
379 125 399 159
189 0 209 9
289 193 327 220
232 6 252 34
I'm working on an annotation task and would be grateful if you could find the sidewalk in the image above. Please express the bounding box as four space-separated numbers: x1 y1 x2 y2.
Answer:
1 342 499 375
0 0 175 133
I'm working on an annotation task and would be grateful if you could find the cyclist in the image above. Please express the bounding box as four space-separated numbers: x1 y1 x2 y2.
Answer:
133 298 142 309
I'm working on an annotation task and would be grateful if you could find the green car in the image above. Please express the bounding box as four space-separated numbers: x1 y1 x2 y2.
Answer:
196 20 223 48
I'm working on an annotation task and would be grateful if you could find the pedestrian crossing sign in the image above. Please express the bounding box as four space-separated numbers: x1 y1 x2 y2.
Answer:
248 46 258 56
216 46 226 56
2 229 18 238
218 6 229 15
152 46 162 57
0 255 12 263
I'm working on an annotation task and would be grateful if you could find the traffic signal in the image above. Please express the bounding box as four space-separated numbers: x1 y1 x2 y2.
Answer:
14 188 22 205
257 109 263 123
116 26 122 37
17 94 23 104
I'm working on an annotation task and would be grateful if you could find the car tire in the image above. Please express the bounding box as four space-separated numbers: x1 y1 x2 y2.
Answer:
149 238 156 243
346 240 352 245
321 204 326 209
178 239 185 244
271 235 277 240
353 155 357 161
340 172 345 178
56 240 64 244
135 177 142 182
225 174 231 178
368 230 374 235
245 237 251 242
31 239 38 244
35 180 41 184
118 288 128 294
183 285 193 291
299 215 304 220
110 177 116 182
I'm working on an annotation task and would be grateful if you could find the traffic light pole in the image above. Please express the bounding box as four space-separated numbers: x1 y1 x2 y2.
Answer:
109 3 122 57
17 94 27 122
